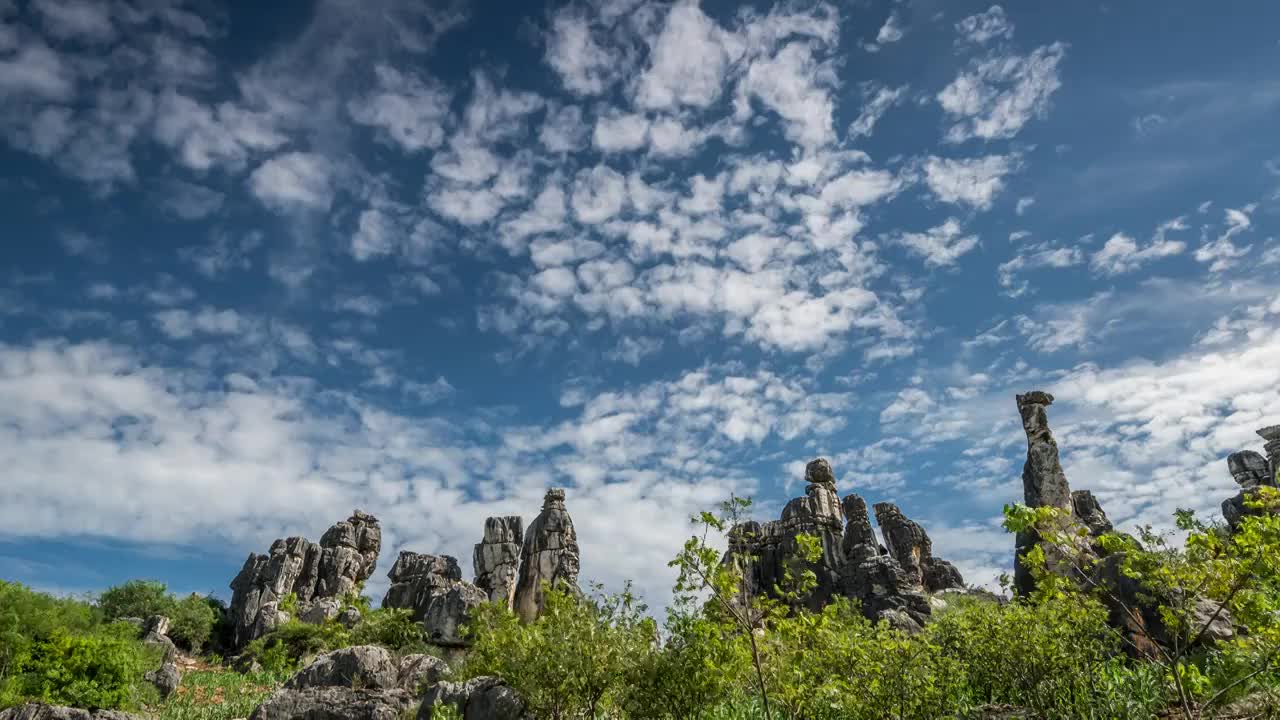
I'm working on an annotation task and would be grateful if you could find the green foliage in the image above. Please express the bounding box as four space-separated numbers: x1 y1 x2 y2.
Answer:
98 580 174 622
349 608 427 652
241 619 352 676
168 595 220 653
463 582 657 719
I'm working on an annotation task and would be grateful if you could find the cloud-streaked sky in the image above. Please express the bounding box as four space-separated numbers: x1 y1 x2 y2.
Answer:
2 0 1279 605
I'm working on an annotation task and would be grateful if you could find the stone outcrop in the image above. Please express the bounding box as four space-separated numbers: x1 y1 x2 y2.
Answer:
513 489 581 623
145 659 180 698
726 458 961 629
1223 444 1277 530
229 511 382 649
0 706 142 720
250 687 417 720
873 502 964 593
382 552 487 648
284 646 399 691
474 516 523 609
419 677 527 720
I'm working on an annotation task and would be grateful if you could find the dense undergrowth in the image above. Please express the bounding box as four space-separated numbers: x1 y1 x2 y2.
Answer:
2 488 1278 720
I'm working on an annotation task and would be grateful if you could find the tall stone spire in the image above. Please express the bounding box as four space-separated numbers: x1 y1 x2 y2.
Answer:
513 489 581 623
1013 391 1073 596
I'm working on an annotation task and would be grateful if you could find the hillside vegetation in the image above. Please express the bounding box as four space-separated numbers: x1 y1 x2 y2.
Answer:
2 489 1278 719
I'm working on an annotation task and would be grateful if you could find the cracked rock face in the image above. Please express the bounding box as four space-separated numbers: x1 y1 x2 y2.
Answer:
513 489 581 623
1223 440 1279 531
228 511 382 650
873 502 965 594
474 516 523 610
382 552 487 648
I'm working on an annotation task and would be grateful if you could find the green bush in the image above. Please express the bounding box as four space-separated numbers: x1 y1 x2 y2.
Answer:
242 620 352 676
463 583 657 719
168 594 220 653
349 608 427 652
98 580 174 622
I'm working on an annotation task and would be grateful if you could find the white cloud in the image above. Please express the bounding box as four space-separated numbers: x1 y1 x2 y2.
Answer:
428 185 503 226
545 9 617 96
153 307 243 339
923 154 1014 210
539 104 587 153
998 245 1083 296
881 387 934 424
572 164 626 224
1195 207 1254 272
0 40 75 100
875 12 904 45
635 1 734 111
739 41 836 148
247 152 334 212
895 218 979 267
593 112 649 153
32 0 114 42
955 5 1013 46
937 43 1065 142
348 65 451 152
847 85 905 139
1090 225 1186 276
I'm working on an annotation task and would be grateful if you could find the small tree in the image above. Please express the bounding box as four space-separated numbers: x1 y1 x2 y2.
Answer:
97 580 174 622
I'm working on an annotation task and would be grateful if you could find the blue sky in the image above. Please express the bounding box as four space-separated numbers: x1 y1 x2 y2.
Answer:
2 0 1279 607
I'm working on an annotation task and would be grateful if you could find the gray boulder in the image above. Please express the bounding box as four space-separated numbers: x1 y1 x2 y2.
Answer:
513 489 581 623
397 654 450 692
419 677 526 720
250 687 416 720
299 598 342 625
0 705 142 720
146 659 181 698
382 552 486 647
284 646 398 691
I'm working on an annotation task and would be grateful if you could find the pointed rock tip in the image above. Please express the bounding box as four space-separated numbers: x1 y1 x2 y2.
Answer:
1016 390 1054 407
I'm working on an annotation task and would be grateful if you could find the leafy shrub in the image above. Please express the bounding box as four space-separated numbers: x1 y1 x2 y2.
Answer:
349 608 427 652
242 620 352 676
3 623 159 711
98 580 174 622
463 583 657 719
168 594 220 653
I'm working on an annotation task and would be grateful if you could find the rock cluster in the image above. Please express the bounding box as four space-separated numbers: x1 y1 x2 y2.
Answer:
381 489 581 645
229 511 382 650
1222 427 1279 530
726 458 964 631
0 706 142 720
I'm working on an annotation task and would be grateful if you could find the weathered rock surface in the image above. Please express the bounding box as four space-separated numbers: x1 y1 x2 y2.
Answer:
396 654 451 692
513 489 581 623
841 553 932 633
1259 425 1280 478
146 659 180 698
1013 391 1095 597
382 552 486 647
873 502 965 593
284 646 399 691
1223 446 1278 530
474 516 523 610
250 687 416 720
419 677 526 720
141 614 177 658
229 511 381 649
0 705 142 720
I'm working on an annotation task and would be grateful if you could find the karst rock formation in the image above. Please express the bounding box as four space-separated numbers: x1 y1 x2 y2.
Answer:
726 458 965 632
513 488 582 623
229 511 382 650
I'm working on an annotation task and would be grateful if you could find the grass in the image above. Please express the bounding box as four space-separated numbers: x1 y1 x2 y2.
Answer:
153 666 282 720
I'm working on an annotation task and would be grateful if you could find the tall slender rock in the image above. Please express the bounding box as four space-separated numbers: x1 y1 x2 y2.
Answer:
840 493 878 563
228 511 382 650
473 516 524 609
513 489 581 623
1014 391 1074 596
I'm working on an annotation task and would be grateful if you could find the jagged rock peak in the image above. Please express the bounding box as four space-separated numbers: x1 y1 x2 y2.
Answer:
228 510 382 650
513 488 581 623
1072 490 1114 536
474 516 524 609
873 503 932 587
1016 391 1072 511
841 493 877 561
